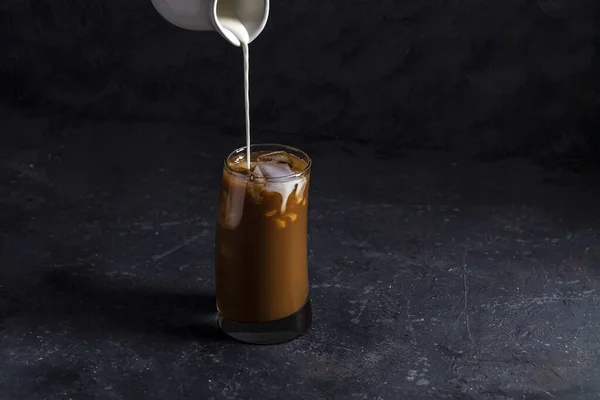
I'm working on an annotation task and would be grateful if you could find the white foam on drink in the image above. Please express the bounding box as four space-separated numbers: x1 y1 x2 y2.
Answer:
217 15 252 170
254 163 306 213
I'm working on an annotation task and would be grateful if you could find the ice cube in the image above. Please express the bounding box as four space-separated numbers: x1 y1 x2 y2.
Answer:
253 162 304 213
257 151 293 165
255 162 294 179
251 164 264 178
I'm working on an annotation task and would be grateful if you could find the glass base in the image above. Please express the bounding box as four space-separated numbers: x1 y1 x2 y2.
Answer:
217 299 312 345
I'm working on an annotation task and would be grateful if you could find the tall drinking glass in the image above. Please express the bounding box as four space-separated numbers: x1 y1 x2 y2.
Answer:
215 144 312 344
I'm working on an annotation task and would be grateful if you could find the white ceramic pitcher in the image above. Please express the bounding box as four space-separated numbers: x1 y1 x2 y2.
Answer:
151 0 270 46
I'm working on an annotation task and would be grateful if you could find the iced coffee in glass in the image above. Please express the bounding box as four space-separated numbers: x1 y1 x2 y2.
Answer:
215 144 312 344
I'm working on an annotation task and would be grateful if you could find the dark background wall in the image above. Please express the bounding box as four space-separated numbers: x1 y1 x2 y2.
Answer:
1 0 598 161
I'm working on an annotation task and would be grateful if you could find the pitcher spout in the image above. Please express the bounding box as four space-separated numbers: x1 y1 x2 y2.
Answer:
151 0 269 46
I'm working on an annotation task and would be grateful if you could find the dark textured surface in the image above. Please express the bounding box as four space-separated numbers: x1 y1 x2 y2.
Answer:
2 0 600 398
1 0 599 159
1 117 600 399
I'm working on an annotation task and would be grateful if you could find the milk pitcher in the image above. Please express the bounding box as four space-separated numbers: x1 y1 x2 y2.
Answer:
151 0 270 46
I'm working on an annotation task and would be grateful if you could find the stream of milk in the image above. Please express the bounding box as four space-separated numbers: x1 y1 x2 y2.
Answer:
218 16 251 169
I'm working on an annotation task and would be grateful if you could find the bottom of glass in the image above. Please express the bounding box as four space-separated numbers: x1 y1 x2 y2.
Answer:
217 299 312 345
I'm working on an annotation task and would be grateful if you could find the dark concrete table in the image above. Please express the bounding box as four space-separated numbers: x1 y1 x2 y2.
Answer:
1 118 599 399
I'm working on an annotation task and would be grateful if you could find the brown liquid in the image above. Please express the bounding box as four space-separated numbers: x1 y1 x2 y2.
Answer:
215 150 310 323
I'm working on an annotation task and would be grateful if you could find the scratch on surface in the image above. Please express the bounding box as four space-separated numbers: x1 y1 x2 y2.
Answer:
540 265 551 286
130 218 209 232
527 358 564 382
483 294 599 310
406 298 417 346
461 248 474 344
332 345 357 353
336 203 397 214
153 235 200 261
382 295 403 316
332 268 345 282
351 302 367 324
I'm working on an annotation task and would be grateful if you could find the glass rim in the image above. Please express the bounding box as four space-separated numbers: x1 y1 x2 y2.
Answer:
223 143 312 182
